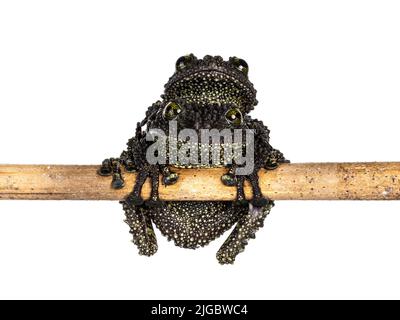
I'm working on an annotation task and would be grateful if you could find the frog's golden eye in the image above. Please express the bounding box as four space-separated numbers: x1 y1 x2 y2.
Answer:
230 57 249 76
163 101 182 120
176 54 196 71
225 108 243 126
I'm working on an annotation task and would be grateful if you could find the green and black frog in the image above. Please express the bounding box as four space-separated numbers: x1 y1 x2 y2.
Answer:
98 54 288 264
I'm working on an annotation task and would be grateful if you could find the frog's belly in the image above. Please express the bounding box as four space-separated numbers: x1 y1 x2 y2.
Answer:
150 201 246 249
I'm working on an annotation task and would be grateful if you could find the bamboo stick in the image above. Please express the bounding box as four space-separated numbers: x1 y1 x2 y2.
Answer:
0 163 399 201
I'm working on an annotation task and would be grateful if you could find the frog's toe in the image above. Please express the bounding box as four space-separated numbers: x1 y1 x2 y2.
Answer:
221 173 236 186
124 159 136 172
111 173 125 189
216 248 236 265
98 159 112 176
163 172 179 185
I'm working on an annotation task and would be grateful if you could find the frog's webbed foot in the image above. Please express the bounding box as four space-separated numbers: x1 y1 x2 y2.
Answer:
98 157 127 189
264 148 290 170
221 166 268 207
98 152 137 189
161 166 179 186
126 165 179 207
217 201 273 264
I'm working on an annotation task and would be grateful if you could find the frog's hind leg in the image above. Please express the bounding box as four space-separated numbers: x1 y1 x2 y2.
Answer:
121 201 158 256
216 201 274 264
126 169 149 206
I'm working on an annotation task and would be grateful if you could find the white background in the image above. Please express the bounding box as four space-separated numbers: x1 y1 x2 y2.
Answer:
0 0 400 299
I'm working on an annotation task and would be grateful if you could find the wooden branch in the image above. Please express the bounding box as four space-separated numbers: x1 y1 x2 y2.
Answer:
0 163 399 201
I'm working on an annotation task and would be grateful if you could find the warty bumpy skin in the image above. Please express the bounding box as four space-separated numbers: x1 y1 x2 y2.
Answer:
98 54 288 264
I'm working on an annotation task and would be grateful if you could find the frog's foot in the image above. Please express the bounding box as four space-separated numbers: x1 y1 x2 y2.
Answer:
264 149 290 171
216 201 273 264
122 201 158 256
264 158 279 170
221 167 267 207
98 157 126 189
161 166 179 186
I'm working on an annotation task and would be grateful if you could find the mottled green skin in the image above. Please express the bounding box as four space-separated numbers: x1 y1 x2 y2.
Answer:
99 55 287 264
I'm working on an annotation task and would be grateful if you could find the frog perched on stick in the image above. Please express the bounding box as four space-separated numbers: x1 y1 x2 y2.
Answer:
98 54 288 264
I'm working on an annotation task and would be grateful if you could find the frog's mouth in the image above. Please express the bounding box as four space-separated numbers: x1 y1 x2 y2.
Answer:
164 69 257 109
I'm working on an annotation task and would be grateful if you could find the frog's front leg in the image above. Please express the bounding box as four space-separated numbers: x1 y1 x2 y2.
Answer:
126 165 179 207
216 201 273 264
221 145 288 206
221 165 269 207
222 167 254 205
126 165 158 206
99 143 179 206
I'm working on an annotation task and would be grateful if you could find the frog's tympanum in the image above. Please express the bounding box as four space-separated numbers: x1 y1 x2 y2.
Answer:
98 55 288 264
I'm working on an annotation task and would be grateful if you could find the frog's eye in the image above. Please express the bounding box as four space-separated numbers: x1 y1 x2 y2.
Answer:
163 101 182 120
230 57 249 76
225 108 243 126
175 54 196 71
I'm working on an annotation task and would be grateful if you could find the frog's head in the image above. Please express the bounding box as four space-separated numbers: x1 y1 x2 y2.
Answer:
144 55 258 167
163 54 257 113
